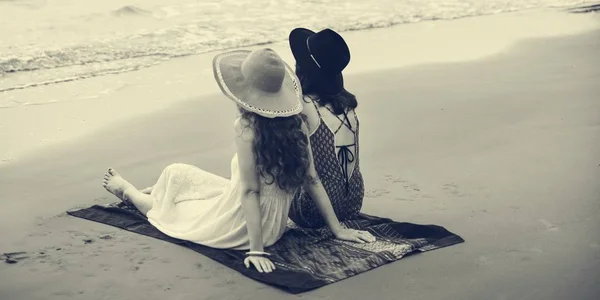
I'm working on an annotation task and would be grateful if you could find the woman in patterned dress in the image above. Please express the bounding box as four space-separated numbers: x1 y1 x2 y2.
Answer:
101 48 375 274
288 28 365 228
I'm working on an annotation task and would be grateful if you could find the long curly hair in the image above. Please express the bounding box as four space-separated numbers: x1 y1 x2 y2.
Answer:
239 109 312 193
295 63 358 115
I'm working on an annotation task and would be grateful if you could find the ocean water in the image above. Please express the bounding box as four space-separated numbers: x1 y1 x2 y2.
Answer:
0 0 595 105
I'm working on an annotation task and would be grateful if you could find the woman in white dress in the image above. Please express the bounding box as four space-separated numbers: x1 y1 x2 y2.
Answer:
102 48 375 274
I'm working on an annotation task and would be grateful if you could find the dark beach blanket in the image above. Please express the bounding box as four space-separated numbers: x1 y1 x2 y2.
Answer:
67 202 464 294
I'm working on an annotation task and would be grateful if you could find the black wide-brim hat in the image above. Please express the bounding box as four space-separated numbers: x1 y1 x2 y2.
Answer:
289 28 350 95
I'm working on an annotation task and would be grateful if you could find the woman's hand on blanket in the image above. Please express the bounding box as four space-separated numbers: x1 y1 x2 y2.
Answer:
244 256 276 273
334 228 377 243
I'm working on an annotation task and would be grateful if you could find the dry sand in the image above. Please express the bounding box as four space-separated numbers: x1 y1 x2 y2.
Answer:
1 10 599 300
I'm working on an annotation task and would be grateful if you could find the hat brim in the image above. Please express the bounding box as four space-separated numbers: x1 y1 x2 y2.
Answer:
212 50 303 118
289 28 345 95
289 28 316 71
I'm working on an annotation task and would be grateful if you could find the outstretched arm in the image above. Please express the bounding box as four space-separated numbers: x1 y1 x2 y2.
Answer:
300 123 376 243
234 118 275 273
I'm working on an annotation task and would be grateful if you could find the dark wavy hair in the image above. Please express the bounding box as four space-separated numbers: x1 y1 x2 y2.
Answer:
295 63 358 115
238 108 312 193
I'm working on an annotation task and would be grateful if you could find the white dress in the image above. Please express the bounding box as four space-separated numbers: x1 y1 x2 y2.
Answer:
145 154 293 250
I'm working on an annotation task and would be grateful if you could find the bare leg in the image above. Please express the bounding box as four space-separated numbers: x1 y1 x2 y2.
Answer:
103 168 154 215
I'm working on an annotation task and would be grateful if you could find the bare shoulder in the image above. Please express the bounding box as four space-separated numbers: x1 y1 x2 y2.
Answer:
301 95 320 133
233 117 255 143
233 117 256 167
301 95 317 116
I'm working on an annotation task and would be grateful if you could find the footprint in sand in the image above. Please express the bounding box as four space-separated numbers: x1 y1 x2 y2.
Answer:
383 174 433 200
160 258 171 264
128 255 146 266
392 197 416 202
214 279 237 288
506 248 542 263
442 183 469 197
384 174 406 184
385 174 422 192
364 188 390 198
475 255 491 266
99 235 113 240
538 219 559 232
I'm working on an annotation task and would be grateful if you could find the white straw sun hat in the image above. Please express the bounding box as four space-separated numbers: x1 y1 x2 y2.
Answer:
212 48 303 118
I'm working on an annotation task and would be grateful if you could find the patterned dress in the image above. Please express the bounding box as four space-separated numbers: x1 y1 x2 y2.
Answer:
289 97 364 228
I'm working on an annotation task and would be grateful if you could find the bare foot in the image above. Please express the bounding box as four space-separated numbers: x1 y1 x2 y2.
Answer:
103 168 137 202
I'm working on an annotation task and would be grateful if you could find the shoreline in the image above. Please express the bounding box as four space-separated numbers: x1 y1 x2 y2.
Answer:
1 9 599 166
0 13 599 300
0 3 596 93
